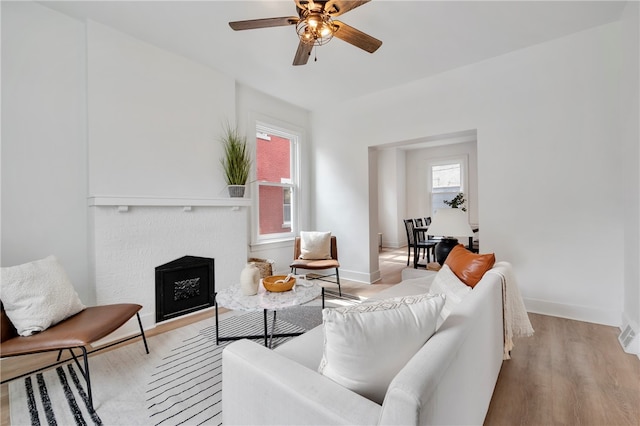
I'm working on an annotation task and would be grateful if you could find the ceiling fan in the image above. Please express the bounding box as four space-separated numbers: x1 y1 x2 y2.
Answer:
229 0 382 66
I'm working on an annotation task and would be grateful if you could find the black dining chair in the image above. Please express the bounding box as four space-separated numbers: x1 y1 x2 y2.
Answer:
403 219 436 267
416 217 439 263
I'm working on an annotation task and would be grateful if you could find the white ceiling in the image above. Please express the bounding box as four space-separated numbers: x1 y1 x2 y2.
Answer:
40 1 626 111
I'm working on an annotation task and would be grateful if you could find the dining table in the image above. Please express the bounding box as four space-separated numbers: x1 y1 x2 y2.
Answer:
412 226 479 268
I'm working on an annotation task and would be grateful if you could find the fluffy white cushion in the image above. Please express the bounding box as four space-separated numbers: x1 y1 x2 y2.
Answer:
1 256 85 336
429 264 472 327
299 231 332 260
318 293 445 404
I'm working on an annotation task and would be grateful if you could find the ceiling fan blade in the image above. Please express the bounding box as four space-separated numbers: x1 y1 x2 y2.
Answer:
332 21 382 53
229 16 298 31
325 0 370 17
293 41 313 66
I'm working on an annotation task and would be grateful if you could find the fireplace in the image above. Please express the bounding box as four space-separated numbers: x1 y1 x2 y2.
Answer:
155 256 215 323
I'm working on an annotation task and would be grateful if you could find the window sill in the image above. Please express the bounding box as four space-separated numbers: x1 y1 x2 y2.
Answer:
250 238 294 250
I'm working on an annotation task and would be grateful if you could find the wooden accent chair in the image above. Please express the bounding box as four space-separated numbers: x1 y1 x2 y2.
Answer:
1 303 149 410
290 236 341 296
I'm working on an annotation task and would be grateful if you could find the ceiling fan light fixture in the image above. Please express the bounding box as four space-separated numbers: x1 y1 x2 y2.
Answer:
229 0 381 66
296 11 335 46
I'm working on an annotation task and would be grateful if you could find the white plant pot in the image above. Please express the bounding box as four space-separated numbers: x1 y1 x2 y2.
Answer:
228 185 245 198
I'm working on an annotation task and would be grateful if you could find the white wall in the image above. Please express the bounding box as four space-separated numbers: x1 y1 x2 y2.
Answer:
313 21 627 325
1 2 91 301
86 21 235 198
377 148 406 248
620 1 640 347
3 1 636 332
1 3 286 309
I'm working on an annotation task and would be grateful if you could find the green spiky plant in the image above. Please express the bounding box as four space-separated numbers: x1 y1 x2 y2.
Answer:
219 123 251 187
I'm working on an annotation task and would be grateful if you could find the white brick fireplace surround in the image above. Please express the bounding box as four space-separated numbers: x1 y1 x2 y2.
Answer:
89 197 249 337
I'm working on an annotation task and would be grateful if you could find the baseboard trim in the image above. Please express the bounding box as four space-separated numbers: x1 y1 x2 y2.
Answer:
524 297 621 327
381 241 403 249
341 268 379 284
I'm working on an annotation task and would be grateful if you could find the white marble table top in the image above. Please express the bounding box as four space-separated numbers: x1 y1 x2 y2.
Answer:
217 279 322 312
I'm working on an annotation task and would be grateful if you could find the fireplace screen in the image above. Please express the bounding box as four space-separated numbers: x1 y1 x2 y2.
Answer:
155 256 215 323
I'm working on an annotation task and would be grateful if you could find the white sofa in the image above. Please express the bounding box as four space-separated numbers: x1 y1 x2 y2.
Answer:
222 266 504 425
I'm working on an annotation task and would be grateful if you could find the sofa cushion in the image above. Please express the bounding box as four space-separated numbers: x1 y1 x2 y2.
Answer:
429 264 471 327
445 244 495 287
0 256 85 336
318 293 445 405
274 325 324 371
299 231 332 259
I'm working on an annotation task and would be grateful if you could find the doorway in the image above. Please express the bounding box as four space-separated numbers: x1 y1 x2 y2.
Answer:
371 129 478 280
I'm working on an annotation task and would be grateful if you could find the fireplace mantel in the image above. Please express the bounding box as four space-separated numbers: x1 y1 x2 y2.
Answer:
88 196 251 209
89 195 248 332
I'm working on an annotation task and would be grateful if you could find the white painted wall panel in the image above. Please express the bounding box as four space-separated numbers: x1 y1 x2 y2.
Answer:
86 21 235 199
620 2 640 348
312 22 626 325
1 2 91 301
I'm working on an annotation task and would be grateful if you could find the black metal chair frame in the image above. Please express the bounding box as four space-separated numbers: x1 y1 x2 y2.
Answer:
290 269 341 297
1 312 149 411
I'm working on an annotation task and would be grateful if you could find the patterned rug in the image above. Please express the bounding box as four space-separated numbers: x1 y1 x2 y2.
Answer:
8 310 311 426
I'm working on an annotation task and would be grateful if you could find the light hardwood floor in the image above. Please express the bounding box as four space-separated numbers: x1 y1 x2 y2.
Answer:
484 313 640 425
2 247 638 425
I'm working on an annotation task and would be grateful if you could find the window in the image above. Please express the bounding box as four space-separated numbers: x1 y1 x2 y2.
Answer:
428 157 467 216
254 123 299 242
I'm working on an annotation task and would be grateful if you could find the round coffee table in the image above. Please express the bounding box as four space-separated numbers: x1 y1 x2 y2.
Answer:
215 279 322 347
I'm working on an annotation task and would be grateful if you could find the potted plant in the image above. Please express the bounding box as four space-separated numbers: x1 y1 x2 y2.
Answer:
443 192 467 211
219 123 251 197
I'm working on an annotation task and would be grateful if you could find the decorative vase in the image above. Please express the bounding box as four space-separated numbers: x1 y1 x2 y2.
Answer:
435 238 459 265
228 185 246 198
240 262 260 295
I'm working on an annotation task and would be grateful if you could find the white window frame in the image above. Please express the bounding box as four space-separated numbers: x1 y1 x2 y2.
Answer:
252 121 300 244
426 155 469 217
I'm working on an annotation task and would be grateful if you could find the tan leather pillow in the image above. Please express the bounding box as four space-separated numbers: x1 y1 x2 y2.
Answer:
444 244 495 288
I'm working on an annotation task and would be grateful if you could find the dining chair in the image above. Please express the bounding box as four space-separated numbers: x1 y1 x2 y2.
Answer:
418 217 440 263
403 219 436 267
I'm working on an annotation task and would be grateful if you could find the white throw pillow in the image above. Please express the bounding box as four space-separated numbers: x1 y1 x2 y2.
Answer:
429 264 472 327
299 231 332 260
318 293 445 404
1 256 85 336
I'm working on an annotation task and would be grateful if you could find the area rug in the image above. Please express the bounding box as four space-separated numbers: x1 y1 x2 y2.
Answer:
8 310 312 426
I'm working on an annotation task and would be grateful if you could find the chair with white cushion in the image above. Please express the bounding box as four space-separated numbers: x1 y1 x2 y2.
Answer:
290 232 341 296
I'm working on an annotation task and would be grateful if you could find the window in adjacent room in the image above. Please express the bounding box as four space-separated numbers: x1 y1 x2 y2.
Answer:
254 123 299 242
428 156 468 216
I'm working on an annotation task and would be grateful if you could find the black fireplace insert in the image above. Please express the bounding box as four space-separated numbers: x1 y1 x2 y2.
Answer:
155 256 215 323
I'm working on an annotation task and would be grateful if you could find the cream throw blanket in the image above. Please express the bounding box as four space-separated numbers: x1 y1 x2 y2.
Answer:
487 261 534 359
